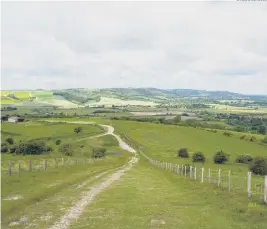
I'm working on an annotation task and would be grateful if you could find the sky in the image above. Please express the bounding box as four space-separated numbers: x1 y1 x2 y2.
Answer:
1 1 267 94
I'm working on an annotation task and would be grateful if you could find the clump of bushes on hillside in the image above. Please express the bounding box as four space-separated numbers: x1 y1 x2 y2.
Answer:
1 143 9 153
192 152 206 163
15 140 52 155
223 131 233 137
56 139 61 145
92 147 106 158
235 155 253 164
59 143 73 156
240 135 246 140
249 157 267 175
213 150 229 164
6 137 14 145
177 148 189 158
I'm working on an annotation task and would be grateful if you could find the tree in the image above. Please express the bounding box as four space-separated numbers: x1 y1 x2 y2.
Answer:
173 115 181 124
1 143 9 153
258 125 267 135
249 157 267 175
6 137 14 145
236 155 253 164
92 147 106 158
74 127 82 134
55 139 61 145
192 152 206 163
59 144 73 156
15 140 51 155
213 151 229 164
178 148 189 158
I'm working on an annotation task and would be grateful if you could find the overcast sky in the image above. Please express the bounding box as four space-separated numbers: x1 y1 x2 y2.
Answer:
2 1 267 94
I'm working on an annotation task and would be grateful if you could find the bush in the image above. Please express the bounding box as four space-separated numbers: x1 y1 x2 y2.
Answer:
223 131 232 137
1 143 9 153
6 137 14 145
192 152 206 163
9 146 16 153
240 135 246 140
92 147 106 158
262 135 267 144
249 157 267 175
74 127 82 134
235 155 253 164
59 144 73 156
178 148 189 158
15 140 50 155
55 139 61 145
213 151 229 164
250 136 256 142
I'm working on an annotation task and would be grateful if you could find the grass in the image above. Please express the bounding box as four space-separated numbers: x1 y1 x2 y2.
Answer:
69 156 267 229
1 150 131 228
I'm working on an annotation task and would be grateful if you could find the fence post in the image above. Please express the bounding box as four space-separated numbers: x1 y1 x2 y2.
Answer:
178 165 180 174
44 159 47 170
8 161 12 176
218 169 221 187
247 171 252 198
185 166 187 177
194 167 197 180
181 165 184 175
201 167 204 183
228 171 231 192
189 166 192 179
208 168 211 183
264 176 267 204
18 160 21 174
29 160 32 172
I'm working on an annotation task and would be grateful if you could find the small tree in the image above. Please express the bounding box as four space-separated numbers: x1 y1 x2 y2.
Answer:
235 155 253 164
55 139 61 145
59 144 73 156
6 137 14 145
1 143 9 153
192 152 206 163
92 147 106 158
249 157 267 175
74 127 82 134
213 150 229 164
178 148 189 158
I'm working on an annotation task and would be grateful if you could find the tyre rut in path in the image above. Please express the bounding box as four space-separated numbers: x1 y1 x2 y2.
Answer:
47 123 137 229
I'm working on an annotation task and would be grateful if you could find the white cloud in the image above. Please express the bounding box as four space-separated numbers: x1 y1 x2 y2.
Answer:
1 1 267 94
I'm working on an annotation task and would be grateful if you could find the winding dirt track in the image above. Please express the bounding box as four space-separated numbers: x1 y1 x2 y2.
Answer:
47 121 138 229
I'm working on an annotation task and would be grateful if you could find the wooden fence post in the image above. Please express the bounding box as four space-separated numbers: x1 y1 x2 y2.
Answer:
264 176 267 204
201 167 204 183
18 160 21 174
218 169 221 187
29 160 32 172
185 166 187 177
178 165 180 174
228 171 231 192
181 165 184 175
194 167 197 180
189 166 192 179
44 159 47 170
8 160 12 176
208 168 211 183
247 171 252 198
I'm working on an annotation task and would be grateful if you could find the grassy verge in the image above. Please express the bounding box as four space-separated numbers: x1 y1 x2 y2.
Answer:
70 155 267 229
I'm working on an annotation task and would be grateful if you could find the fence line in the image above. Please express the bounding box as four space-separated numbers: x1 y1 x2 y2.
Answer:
2 157 104 176
121 132 267 204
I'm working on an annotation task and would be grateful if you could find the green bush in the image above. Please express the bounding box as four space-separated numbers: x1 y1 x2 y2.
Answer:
249 157 267 175
6 137 14 145
240 135 246 140
55 139 61 145
236 155 253 164
1 143 9 153
74 127 83 134
192 152 206 163
92 147 106 158
15 140 51 155
213 151 229 164
9 146 16 153
262 135 267 144
223 131 232 137
250 136 256 142
178 148 189 158
59 144 73 156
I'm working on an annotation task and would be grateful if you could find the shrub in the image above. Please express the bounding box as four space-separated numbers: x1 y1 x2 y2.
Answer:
59 144 73 156
223 131 232 137
250 136 256 142
249 157 267 175
178 148 189 158
55 139 61 145
74 127 82 134
92 147 106 158
240 135 246 140
6 137 14 145
9 146 16 153
235 155 253 164
192 152 206 163
262 135 267 144
1 143 9 153
213 151 229 164
15 140 51 155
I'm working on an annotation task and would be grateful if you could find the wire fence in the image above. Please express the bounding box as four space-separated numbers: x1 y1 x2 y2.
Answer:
1 157 104 176
121 132 267 204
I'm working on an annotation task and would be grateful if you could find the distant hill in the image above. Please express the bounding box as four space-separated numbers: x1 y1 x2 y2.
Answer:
1 88 266 107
